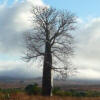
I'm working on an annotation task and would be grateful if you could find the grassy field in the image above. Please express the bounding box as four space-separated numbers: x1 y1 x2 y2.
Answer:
0 84 100 100
1 95 100 100
0 93 100 100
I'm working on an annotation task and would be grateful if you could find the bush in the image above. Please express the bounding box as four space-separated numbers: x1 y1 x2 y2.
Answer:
64 91 72 96
52 87 61 94
52 87 66 96
25 83 41 95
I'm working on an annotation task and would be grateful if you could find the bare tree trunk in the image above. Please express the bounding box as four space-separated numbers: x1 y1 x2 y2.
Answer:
42 39 53 96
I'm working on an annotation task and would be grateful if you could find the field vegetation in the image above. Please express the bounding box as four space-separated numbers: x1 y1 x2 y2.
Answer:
0 83 100 100
1 93 100 100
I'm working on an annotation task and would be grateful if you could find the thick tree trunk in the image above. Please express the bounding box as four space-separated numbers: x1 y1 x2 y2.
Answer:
42 40 53 96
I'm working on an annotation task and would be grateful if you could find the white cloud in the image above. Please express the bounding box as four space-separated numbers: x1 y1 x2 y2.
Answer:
73 18 100 79
0 60 42 78
75 69 100 80
0 0 44 78
0 0 45 54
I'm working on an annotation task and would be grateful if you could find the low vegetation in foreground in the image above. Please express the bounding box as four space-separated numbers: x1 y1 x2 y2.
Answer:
1 94 100 100
0 83 100 100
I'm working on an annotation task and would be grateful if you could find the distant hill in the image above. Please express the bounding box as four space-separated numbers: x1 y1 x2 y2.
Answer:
0 76 100 85
0 76 100 91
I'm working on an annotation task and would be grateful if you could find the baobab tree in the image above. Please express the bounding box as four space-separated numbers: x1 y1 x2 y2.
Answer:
23 6 76 96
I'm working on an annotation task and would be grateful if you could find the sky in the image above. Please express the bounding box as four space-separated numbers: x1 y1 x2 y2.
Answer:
43 0 100 18
0 0 100 80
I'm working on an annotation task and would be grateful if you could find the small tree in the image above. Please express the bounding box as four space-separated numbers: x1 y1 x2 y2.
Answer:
23 6 76 96
25 83 41 95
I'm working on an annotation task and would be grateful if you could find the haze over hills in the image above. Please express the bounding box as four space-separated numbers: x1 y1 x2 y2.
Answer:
0 76 100 91
0 76 100 85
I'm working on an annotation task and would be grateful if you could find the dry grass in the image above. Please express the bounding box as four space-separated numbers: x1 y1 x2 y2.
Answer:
0 93 100 100
9 96 100 100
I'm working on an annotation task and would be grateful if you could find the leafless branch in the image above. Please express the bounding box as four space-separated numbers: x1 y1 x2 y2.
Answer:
23 6 77 79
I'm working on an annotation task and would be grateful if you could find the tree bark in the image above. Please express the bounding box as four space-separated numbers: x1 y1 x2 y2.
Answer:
42 38 53 96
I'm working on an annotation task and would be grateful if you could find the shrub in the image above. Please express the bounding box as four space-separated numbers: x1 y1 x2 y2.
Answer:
65 91 72 96
25 83 41 95
52 87 61 94
52 87 66 96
